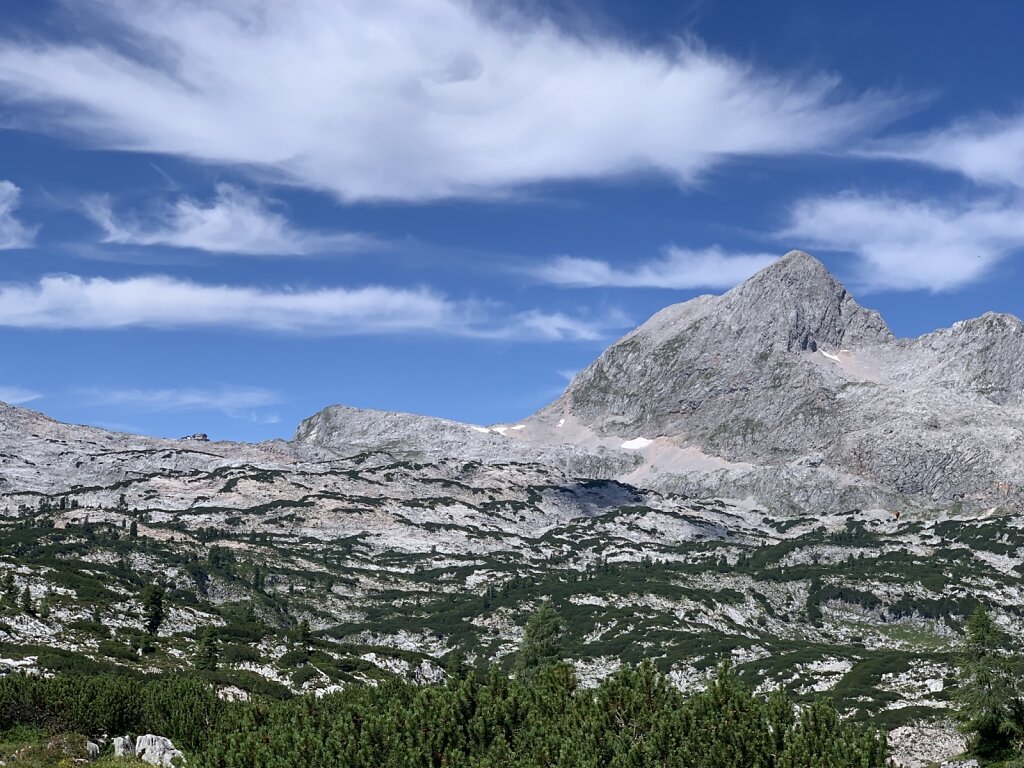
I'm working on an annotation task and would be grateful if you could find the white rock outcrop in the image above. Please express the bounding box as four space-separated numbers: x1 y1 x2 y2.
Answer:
114 734 186 767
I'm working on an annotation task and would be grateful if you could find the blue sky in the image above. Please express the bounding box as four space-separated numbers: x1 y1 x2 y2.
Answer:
1 0 1024 440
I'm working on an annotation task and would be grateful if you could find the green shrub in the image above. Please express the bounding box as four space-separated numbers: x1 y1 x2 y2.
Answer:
97 640 138 662
0 663 888 768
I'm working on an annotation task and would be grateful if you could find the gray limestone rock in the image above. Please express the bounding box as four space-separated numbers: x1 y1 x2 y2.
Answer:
113 736 135 758
526 251 1024 513
135 734 185 767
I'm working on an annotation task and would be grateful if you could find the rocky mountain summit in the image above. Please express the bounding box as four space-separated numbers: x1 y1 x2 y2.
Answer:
300 251 1024 516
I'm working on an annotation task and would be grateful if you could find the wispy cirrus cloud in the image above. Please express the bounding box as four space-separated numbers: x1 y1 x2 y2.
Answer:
862 113 1024 188
81 385 280 411
0 273 624 341
532 247 777 289
0 385 42 405
80 385 282 423
489 308 631 342
0 0 902 202
781 192 1024 292
0 181 37 249
84 183 370 255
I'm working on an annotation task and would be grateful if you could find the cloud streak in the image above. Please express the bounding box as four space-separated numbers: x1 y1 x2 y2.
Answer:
533 247 777 289
80 385 282 422
79 385 282 428
781 192 1024 291
0 181 37 249
863 113 1024 188
0 273 622 341
84 184 370 255
82 385 280 411
0 385 42 405
0 0 901 201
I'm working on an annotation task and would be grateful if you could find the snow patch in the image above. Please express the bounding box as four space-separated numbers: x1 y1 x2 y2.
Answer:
557 419 565 428
621 437 653 450
469 426 491 434
820 350 841 363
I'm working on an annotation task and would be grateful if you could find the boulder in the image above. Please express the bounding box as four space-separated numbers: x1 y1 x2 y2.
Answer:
113 734 186 766
113 735 135 758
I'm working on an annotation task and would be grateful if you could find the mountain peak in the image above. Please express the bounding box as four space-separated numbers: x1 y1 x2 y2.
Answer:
723 250 892 352
770 248 830 271
733 250 840 297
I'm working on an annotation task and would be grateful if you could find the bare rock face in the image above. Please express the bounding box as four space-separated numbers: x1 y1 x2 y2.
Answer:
293 252 1024 514
535 251 894 453
523 251 1024 514
887 721 966 768
294 404 640 479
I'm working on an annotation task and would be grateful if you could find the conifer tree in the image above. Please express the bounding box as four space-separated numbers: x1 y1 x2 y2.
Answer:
195 628 219 671
19 586 32 615
142 584 165 636
956 605 1023 760
514 601 564 678
444 649 467 680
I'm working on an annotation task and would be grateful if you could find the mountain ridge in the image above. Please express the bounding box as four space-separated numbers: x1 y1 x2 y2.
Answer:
297 251 1024 515
2 251 1021 515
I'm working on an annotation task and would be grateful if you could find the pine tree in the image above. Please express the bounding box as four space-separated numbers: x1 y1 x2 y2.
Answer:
20 585 33 615
142 584 165 636
444 649 467 680
956 605 1023 760
129 520 139 539
195 627 219 671
514 601 565 678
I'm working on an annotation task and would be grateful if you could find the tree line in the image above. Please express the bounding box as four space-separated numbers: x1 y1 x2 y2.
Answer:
0 603 888 767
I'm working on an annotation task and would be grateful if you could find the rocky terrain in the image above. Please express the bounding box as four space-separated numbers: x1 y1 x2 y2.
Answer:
0 252 1020 766
301 252 1024 516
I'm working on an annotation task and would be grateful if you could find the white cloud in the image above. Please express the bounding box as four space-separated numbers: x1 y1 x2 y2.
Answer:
80 385 281 422
781 192 1024 291
84 183 369 255
0 385 42 405
488 308 628 342
533 247 777 289
0 1 900 202
0 273 621 340
863 113 1024 188
0 181 37 249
